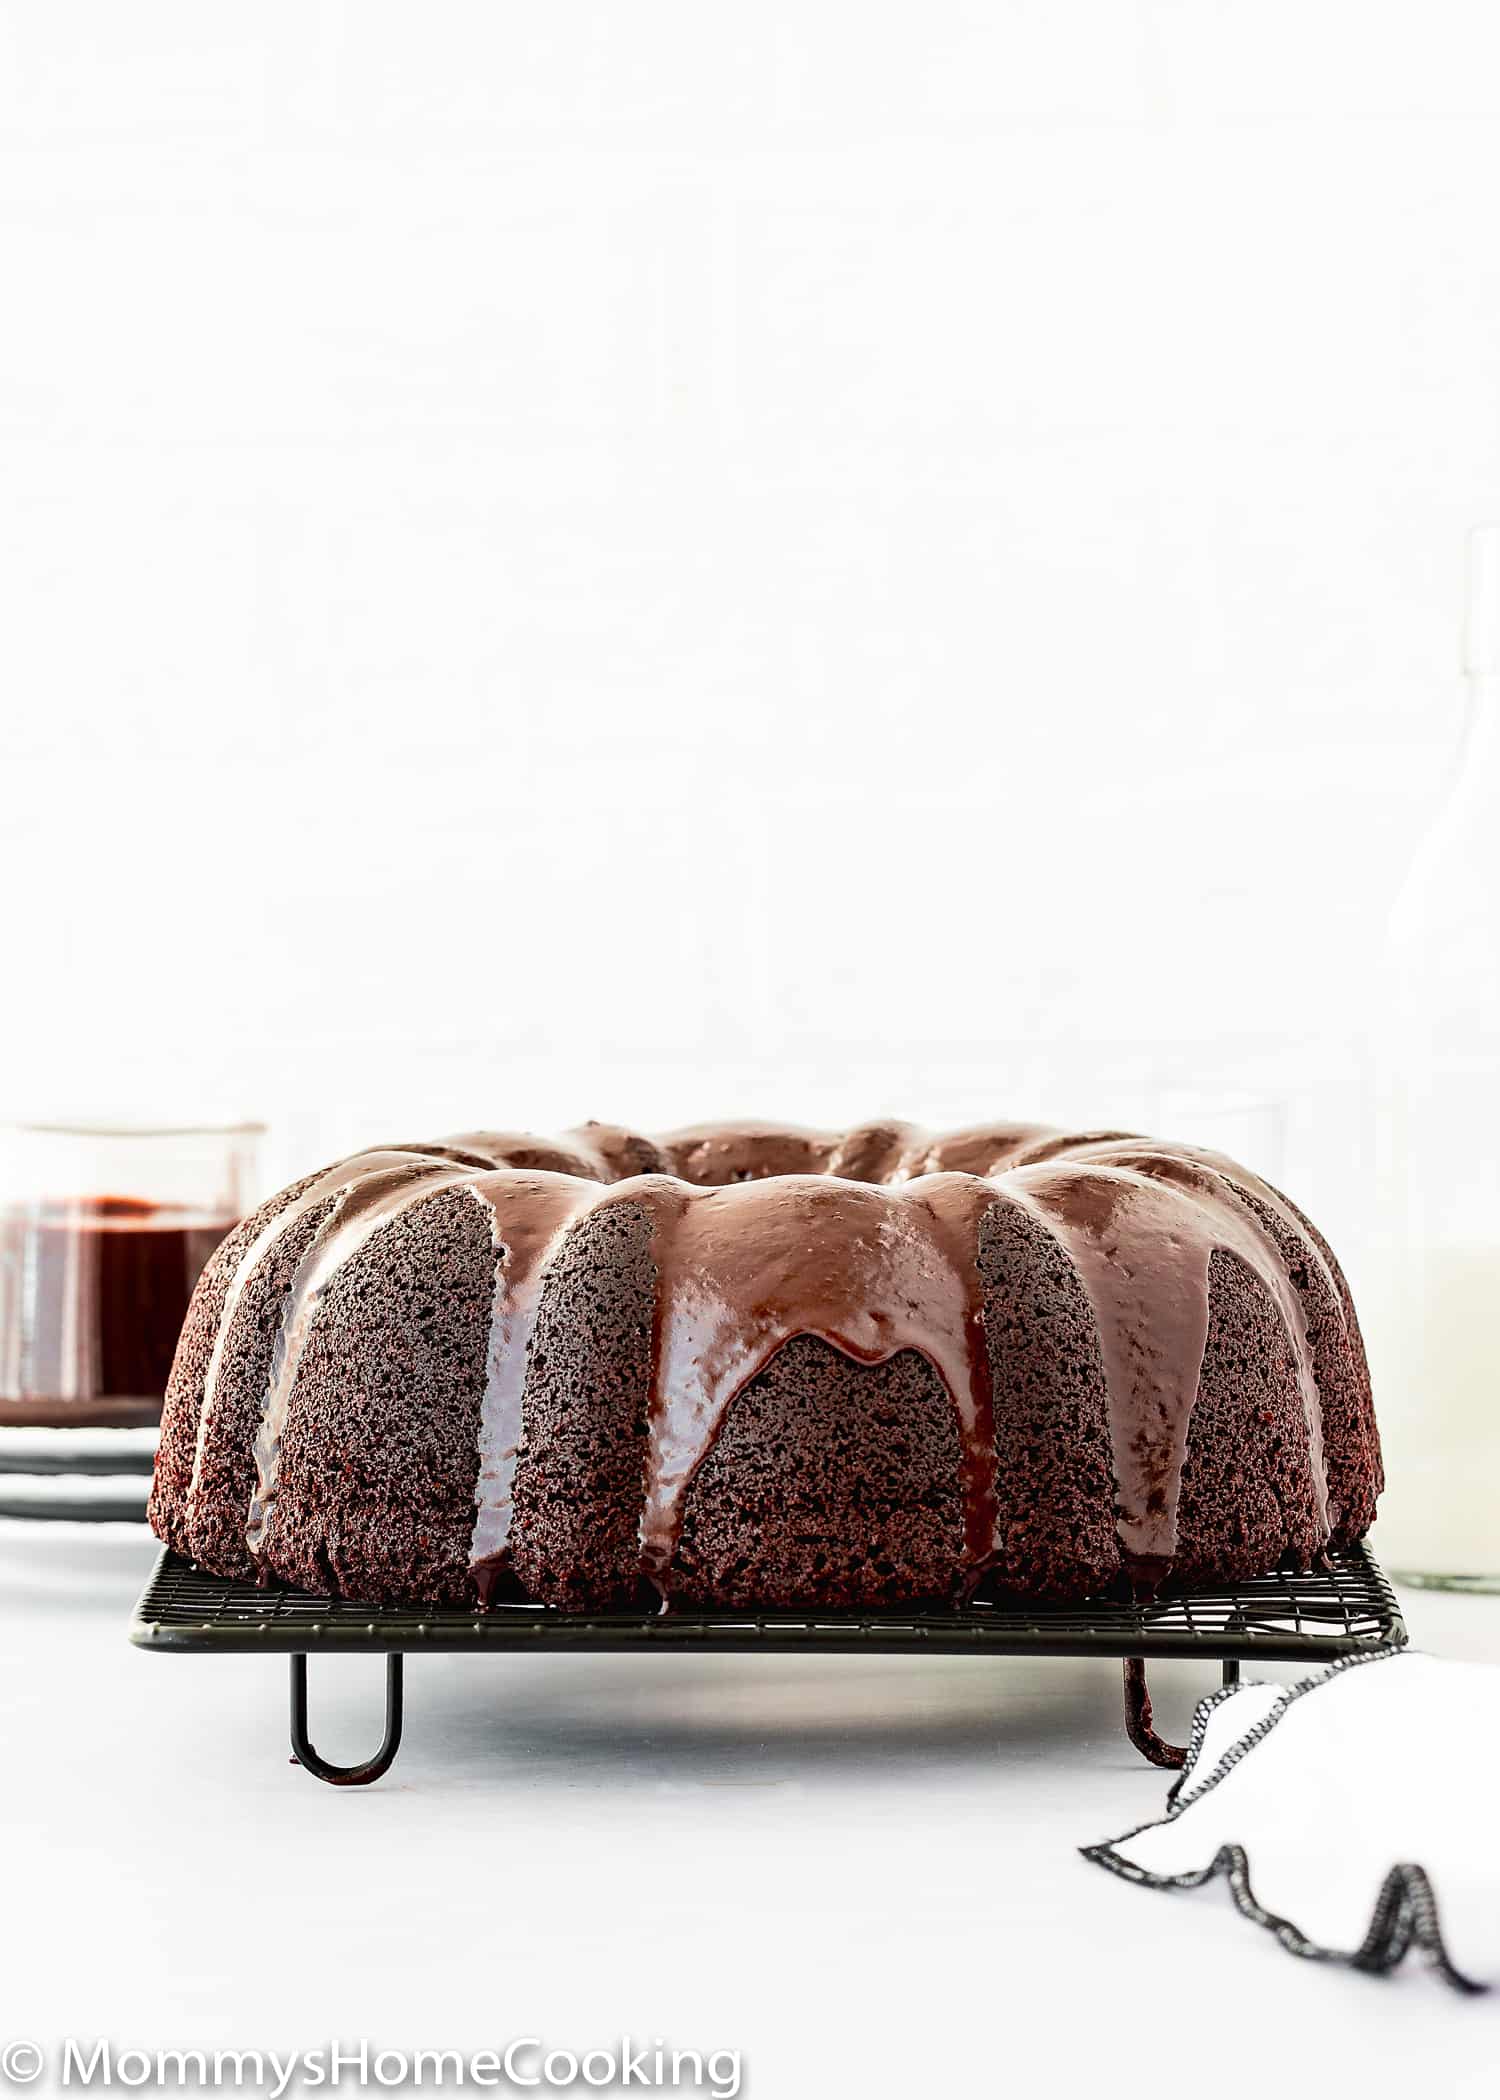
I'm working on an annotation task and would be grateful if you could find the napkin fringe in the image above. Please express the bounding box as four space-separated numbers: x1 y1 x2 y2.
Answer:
1082 1650 1486 1995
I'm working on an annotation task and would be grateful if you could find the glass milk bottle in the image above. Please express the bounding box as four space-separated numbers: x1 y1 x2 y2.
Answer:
1374 527 1500 1588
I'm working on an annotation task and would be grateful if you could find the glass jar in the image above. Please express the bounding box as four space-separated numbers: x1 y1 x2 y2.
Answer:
0 1122 262 1428
1372 528 1500 1588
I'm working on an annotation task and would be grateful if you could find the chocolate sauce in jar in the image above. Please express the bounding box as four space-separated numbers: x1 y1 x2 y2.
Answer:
0 1197 233 1426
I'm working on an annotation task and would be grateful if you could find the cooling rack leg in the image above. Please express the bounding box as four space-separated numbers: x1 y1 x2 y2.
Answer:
1222 1659 1241 1689
1121 1658 1187 1769
288 1653 404 1786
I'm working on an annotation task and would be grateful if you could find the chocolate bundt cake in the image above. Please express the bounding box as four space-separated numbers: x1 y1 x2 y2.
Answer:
148 1120 1381 1610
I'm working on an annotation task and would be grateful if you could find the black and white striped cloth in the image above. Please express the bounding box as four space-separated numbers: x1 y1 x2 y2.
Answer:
1085 1650 1498 1994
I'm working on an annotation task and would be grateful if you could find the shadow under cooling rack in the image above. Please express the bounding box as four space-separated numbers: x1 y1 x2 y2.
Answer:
129 1541 1406 1784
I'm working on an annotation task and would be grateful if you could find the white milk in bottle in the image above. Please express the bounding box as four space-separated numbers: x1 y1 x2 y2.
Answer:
1373 528 1500 1586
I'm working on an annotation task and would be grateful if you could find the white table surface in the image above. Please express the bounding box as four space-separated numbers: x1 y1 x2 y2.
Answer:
1 1520 1497 2099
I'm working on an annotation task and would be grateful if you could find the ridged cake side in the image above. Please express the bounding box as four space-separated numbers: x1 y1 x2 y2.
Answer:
150 1119 1382 1610
148 1169 328 1565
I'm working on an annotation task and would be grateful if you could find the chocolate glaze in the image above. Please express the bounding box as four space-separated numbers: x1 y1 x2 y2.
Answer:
658 1123 839 1185
210 1119 1341 1602
1004 1147 1328 1587
0 1196 232 1427
467 1171 613 1597
618 1171 1000 1596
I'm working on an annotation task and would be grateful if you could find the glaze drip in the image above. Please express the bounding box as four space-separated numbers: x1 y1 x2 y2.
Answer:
466 1170 612 1597
625 1171 1001 1595
1007 1146 1329 1583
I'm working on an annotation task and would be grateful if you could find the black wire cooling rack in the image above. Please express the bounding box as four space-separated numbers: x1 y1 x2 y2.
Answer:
131 1541 1406 1787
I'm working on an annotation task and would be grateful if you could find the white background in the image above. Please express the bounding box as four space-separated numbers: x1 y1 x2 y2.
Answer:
2 6 1500 2091
4 3 1500 1278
